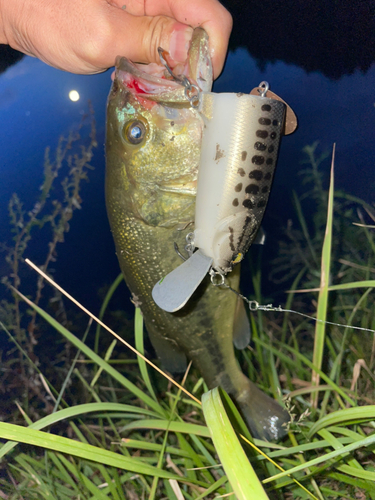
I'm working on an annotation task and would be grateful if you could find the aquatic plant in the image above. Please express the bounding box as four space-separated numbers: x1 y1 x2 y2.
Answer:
270 143 375 402
1 142 375 499
0 107 96 419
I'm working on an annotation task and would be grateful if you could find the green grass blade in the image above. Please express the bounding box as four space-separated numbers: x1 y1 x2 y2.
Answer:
254 337 355 406
0 421 183 480
194 475 229 500
91 338 117 387
94 272 124 353
134 307 157 401
122 419 210 437
317 429 375 493
0 402 161 459
12 455 56 499
308 406 375 437
55 453 111 500
202 387 270 500
121 438 205 459
292 190 318 266
54 317 93 413
327 281 375 290
319 429 367 472
329 471 375 496
47 452 80 492
295 281 375 292
311 145 335 404
263 433 375 484
15 289 164 415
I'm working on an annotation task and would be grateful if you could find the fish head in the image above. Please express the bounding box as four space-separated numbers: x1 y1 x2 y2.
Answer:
106 28 212 228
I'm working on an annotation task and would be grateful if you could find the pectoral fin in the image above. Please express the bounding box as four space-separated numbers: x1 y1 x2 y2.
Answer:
232 295 251 350
146 327 187 373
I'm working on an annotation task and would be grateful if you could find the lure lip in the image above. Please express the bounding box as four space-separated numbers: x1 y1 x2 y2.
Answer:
152 249 213 313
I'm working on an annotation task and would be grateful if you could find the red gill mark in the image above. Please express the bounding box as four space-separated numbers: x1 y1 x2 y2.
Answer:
124 78 156 110
128 78 146 94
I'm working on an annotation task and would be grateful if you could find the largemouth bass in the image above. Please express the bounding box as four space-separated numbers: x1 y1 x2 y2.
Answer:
105 28 289 440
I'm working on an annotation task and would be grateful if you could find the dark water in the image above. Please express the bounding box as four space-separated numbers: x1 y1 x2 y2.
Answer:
0 1 374 314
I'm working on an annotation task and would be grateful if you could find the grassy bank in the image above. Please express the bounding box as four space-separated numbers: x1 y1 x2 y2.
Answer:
1 140 375 499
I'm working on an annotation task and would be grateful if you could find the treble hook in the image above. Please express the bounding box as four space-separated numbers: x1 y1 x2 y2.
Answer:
173 242 187 261
157 47 201 108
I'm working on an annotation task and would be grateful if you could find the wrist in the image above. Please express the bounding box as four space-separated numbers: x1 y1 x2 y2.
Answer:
0 0 35 56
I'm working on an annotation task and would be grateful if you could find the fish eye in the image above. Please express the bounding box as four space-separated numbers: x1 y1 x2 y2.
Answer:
124 120 147 145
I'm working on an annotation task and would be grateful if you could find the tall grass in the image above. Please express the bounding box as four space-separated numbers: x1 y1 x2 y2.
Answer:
1 143 375 499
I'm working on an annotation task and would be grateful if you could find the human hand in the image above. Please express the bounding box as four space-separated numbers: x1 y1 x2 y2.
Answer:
0 0 232 78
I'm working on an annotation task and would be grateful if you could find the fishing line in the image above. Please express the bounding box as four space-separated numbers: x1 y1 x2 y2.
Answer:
23 258 202 406
210 271 375 335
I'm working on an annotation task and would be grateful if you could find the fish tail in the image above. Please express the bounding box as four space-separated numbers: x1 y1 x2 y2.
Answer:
235 379 290 441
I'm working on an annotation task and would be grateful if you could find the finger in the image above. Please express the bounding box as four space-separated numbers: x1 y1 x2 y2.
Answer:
108 0 232 77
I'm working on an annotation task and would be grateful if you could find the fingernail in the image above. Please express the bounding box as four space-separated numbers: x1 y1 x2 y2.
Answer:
169 25 193 64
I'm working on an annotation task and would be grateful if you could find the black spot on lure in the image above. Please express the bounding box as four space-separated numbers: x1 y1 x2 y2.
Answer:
153 81 297 313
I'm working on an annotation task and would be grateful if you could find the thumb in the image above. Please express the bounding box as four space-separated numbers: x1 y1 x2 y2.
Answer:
90 9 193 71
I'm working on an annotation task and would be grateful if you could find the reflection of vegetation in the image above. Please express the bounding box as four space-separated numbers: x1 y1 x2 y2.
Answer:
0 107 96 417
223 0 375 79
1 141 375 499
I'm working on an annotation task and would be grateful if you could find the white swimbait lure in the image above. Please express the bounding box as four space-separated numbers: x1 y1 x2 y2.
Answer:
152 73 296 312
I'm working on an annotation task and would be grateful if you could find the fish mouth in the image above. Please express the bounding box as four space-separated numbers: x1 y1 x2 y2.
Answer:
114 57 187 104
114 27 212 104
